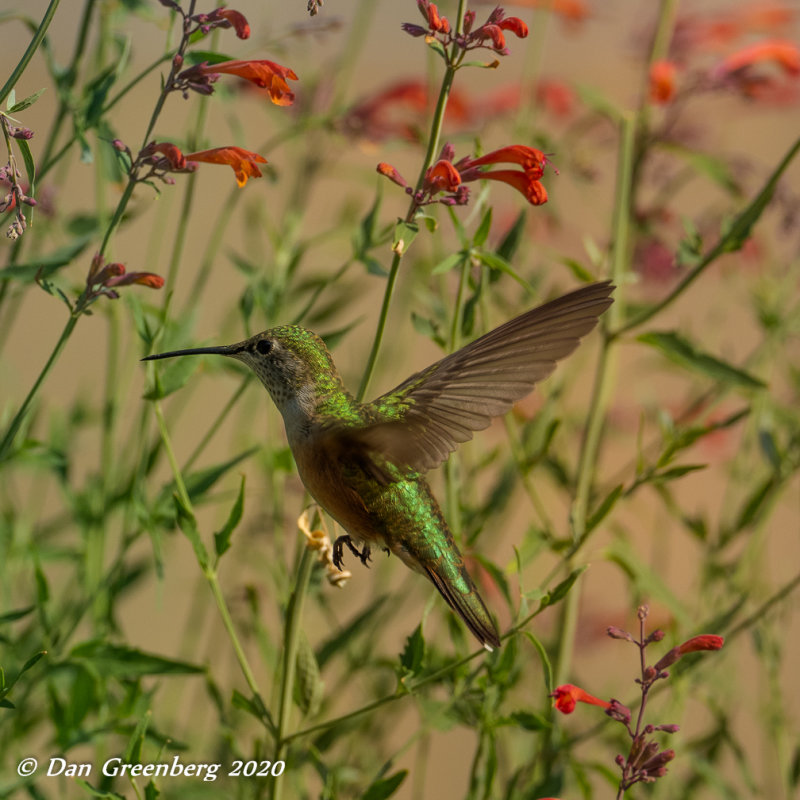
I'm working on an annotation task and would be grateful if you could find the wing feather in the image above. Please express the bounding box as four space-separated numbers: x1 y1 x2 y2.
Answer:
336 281 614 476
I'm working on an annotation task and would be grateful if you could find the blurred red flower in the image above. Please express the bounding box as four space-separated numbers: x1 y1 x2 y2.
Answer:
650 60 678 104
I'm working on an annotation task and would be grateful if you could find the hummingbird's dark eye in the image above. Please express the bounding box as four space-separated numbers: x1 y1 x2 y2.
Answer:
256 339 272 355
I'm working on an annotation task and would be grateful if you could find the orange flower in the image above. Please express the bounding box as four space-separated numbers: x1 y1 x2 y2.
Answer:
718 38 800 76
197 59 299 105
458 145 550 206
551 684 611 714
425 159 462 193
185 147 268 186
216 9 250 39
649 60 677 104
149 142 186 169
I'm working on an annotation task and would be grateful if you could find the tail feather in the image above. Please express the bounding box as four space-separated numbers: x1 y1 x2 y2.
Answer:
424 566 501 650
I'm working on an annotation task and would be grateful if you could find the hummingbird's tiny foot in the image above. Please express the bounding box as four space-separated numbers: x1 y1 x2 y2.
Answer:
333 535 372 569
332 535 347 570
383 547 390 557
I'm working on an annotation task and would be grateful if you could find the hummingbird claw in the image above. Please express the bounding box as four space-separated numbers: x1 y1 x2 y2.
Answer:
333 535 372 569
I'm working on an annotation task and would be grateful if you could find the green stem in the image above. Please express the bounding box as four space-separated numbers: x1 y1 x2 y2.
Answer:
554 114 635 687
0 313 77 462
272 545 315 800
615 134 800 337
150 396 267 709
0 0 61 107
356 0 467 400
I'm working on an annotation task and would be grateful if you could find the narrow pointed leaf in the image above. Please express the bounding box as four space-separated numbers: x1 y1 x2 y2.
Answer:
638 331 766 389
214 474 245 559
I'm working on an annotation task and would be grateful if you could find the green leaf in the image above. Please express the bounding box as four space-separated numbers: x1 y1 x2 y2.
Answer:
392 220 419 256
587 484 623 534
474 207 492 247
20 650 47 675
17 137 35 201
183 447 258 502
213 474 245 560
659 142 741 196
0 605 35 624
70 641 204 677
231 690 277 734
317 596 389 667
5 89 14 109
576 83 622 123
474 251 535 293
410 312 445 349
638 331 766 390
560 257 595 283
124 711 151 764
431 252 464 275
493 211 524 264
509 709 550 731
539 566 587 611
0 236 93 283
8 87 45 113
184 50 237 66
399 624 425 678
652 463 707 483
173 493 209 569
363 770 408 800
294 631 324 716
142 352 203 400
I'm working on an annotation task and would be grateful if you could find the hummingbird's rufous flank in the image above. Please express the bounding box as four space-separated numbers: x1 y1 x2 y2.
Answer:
143 281 614 650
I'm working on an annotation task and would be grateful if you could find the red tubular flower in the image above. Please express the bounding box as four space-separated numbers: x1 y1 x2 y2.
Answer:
215 8 251 39
677 634 724 654
457 145 550 206
197 59 299 105
717 39 800 77
85 254 164 302
376 162 409 189
425 159 462 193
498 17 529 38
149 142 186 169
105 271 165 289
184 146 267 186
551 684 612 715
650 60 677 104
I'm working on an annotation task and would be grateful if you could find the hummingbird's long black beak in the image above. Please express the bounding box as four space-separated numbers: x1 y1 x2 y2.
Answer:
141 344 239 361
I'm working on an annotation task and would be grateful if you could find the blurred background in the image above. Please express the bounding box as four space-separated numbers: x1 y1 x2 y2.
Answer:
1 1 799 798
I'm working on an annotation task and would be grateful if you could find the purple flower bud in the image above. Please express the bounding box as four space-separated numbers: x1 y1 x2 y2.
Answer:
647 629 666 643
10 126 34 140
655 724 680 734
607 626 633 641
401 23 428 37
173 53 183 69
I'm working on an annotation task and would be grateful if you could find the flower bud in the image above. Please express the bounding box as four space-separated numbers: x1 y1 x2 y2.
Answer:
607 626 633 641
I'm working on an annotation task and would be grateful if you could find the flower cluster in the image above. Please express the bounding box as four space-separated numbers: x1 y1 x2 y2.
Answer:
379 142 551 211
551 607 724 796
157 1 251 39
115 139 267 188
403 2 529 60
0 114 37 240
174 58 299 105
77 253 164 310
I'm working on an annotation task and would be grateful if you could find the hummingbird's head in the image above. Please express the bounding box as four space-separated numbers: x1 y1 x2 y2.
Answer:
143 325 344 421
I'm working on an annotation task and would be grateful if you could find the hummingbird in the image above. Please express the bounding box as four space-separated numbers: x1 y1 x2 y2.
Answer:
143 281 614 650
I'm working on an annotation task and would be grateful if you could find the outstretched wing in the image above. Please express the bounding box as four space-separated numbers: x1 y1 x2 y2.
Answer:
335 281 614 478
